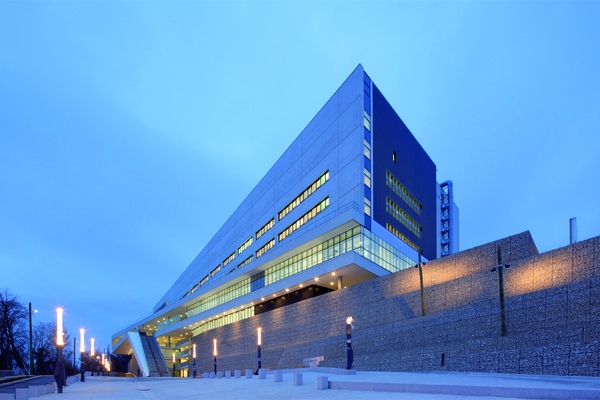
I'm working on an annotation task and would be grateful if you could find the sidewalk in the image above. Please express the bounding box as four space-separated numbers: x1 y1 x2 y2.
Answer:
34 369 600 400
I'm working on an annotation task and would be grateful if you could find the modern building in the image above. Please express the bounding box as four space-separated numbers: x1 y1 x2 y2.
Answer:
111 65 459 377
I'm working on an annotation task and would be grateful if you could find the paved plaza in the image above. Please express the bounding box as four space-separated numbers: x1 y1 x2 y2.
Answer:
6 369 600 400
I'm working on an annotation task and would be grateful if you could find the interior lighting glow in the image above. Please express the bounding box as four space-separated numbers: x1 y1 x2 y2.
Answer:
79 329 85 353
56 308 64 345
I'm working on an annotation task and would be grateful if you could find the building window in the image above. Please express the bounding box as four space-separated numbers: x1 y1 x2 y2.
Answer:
256 238 275 258
364 168 371 188
199 275 209 287
393 152 396 163
364 197 371 216
278 197 329 242
364 139 371 159
386 171 422 215
223 252 235 267
238 255 253 269
190 283 199 294
364 115 371 131
386 198 422 238
210 264 221 278
278 171 329 221
256 218 274 240
237 236 253 255
386 223 419 252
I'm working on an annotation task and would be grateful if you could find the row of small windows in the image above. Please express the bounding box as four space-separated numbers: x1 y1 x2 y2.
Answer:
256 218 274 240
223 252 235 267
238 255 253 269
278 197 330 242
238 236 253 255
386 171 422 215
386 198 422 238
199 275 209 287
278 171 329 221
185 171 330 301
184 227 416 330
386 223 420 252
256 238 275 259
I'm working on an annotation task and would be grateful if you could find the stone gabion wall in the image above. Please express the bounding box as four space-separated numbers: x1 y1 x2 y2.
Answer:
191 231 600 376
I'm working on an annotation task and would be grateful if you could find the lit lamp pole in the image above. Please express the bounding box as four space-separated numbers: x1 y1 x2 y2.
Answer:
28 303 37 375
54 308 67 394
79 329 85 382
172 352 176 377
90 338 95 376
256 328 262 374
192 344 196 378
346 317 353 370
213 339 217 374
101 353 105 376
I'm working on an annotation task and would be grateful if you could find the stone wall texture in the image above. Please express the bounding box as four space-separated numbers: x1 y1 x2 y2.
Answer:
191 231 600 376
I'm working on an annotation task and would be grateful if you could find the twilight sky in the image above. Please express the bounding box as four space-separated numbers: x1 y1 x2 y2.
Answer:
1 1 598 352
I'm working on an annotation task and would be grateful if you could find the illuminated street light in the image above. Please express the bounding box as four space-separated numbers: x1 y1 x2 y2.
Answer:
346 317 353 370
213 339 217 374
79 329 85 353
56 308 64 345
256 328 262 374
192 344 196 378
91 338 95 356
54 308 66 393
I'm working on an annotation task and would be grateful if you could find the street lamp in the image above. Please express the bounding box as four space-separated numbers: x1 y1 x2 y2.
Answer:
28 304 37 375
256 328 262 374
346 317 353 370
213 339 217 374
172 352 176 377
90 338 95 376
54 308 66 393
192 344 196 378
79 329 85 382
491 246 511 336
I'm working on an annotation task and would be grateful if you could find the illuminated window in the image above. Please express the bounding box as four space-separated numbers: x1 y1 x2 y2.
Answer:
364 111 371 131
199 275 209 287
190 283 199 294
364 139 371 159
386 172 422 214
256 238 275 258
386 223 419 252
364 197 371 216
364 168 371 188
223 252 235 267
256 218 274 240
237 236 253 255
393 152 396 163
278 171 329 221
210 265 221 278
278 197 329 242
238 255 253 269
386 198 422 238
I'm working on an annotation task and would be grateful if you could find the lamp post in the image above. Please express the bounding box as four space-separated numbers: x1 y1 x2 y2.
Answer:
491 246 510 336
192 344 196 378
346 317 353 370
91 338 95 376
213 339 217 374
73 338 76 374
257 328 262 374
79 329 85 382
28 303 37 375
54 308 66 394
416 250 427 316
172 352 176 377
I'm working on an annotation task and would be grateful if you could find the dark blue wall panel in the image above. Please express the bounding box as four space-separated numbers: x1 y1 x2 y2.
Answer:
372 84 437 260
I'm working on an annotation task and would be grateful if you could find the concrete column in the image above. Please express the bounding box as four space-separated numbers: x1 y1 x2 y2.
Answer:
293 373 303 386
337 275 343 290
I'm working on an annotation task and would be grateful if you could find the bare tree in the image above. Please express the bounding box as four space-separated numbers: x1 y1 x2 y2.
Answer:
32 322 74 375
0 289 28 370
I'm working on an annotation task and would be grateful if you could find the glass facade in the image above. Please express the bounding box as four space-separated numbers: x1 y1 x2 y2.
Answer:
176 226 416 331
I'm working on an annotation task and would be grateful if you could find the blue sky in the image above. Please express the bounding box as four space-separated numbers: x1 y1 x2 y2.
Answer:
1 1 598 352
